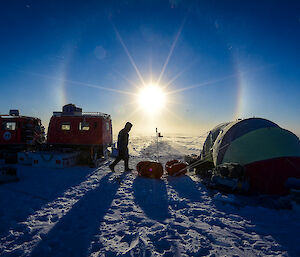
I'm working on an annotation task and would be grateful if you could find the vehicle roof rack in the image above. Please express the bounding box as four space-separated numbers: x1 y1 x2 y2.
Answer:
0 114 40 119
53 111 110 119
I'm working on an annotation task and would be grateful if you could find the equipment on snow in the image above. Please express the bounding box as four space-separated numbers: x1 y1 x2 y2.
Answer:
165 159 187 176
210 163 249 193
136 161 163 179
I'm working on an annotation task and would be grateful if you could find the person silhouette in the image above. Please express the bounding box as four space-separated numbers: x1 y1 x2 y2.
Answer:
109 122 133 172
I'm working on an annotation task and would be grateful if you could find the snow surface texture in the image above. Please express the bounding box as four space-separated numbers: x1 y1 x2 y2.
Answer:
0 135 299 257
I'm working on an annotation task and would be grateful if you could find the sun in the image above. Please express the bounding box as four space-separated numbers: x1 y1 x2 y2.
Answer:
137 84 166 114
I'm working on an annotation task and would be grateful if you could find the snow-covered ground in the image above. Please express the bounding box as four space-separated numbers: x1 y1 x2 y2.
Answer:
0 135 299 257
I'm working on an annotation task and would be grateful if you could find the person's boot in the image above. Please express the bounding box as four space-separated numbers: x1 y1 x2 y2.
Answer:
125 168 133 172
109 164 115 172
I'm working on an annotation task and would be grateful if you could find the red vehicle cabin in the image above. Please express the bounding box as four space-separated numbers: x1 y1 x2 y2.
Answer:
47 104 112 158
0 110 45 150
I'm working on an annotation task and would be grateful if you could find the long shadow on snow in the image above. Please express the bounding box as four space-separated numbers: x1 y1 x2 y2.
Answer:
212 193 300 256
0 166 93 238
168 173 300 256
30 173 124 257
133 176 170 222
133 176 213 256
167 175 203 203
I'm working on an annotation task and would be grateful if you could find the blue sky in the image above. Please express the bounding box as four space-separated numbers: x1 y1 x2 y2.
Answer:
0 0 299 136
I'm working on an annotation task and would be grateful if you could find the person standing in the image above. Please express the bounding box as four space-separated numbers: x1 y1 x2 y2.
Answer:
109 122 133 172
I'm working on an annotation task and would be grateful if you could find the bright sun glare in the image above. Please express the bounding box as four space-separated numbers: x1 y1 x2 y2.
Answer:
138 84 166 114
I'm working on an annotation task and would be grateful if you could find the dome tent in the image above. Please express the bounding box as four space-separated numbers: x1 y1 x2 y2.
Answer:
201 118 300 194
201 122 230 163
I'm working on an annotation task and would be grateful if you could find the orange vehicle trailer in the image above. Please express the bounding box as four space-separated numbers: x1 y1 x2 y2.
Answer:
47 104 112 164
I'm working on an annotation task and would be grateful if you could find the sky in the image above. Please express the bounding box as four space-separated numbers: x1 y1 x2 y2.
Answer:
0 0 299 136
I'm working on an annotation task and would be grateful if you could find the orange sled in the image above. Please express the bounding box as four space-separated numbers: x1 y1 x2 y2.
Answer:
136 161 163 179
165 160 187 176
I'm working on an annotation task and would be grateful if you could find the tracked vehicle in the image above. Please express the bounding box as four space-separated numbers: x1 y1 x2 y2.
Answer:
0 110 45 163
47 104 112 165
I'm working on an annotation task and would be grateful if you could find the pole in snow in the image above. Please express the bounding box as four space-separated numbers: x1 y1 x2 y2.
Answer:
156 128 163 162
156 128 158 162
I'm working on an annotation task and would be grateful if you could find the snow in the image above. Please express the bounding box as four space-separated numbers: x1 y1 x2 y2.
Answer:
0 135 300 257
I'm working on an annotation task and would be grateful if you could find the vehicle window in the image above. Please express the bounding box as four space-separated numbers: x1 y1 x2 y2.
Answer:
3 122 17 130
61 123 71 130
79 122 90 131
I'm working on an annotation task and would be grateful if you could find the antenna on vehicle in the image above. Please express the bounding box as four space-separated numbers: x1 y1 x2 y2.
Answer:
156 128 163 162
